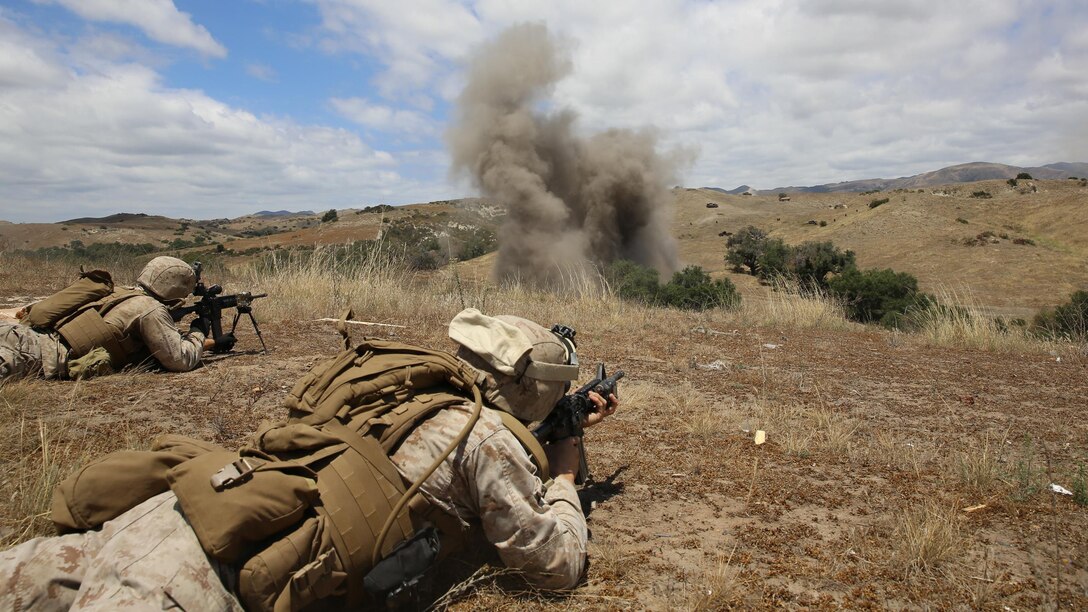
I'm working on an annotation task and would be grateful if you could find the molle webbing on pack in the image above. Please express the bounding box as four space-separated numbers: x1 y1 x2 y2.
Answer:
55 289 145 363
283 339 483 427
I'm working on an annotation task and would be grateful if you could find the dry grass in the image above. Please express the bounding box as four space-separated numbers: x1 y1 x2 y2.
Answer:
952 432 1009 494
743 390 861 459
871 430 938 476
913 286 1053 353
890 500 965 577
733 279 856 331
687 548 741 610
0 379 100 545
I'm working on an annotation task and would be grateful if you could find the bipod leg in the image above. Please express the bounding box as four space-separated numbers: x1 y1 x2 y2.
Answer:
246 311 268 353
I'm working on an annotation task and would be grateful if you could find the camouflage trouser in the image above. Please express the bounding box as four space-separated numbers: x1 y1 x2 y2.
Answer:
0 324 67 380
0 491 242 611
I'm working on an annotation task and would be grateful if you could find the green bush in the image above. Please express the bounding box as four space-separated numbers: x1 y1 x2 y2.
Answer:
1007 178 1018 187
659 266 740 311
828 268 929 328
755 238 792 280
606 260 661 304
970 191 992 199
607 261 739 311
725 226 769 274
322 209 338 223
1016 172 1033 180
789 241 857 289
868 198 889 209
457 227 497 261
1032 290 1088 341
19 240 157 263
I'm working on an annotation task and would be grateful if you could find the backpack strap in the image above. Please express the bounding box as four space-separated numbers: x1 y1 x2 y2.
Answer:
496 410 551 484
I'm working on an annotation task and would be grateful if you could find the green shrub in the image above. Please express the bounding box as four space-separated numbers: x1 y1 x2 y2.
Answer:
607 261 739 311
1016 172 1033 180
457 227 497 261
788 241 857 289
322 209 338 223
755 238 792 280
659 266 740 311
605 260 661 304
725 226 769 274
970 191 992 199
869 198 890 209
1032 290 1088 341
828 268 929 328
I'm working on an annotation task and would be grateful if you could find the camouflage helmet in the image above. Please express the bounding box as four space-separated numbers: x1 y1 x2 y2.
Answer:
137 256 196 304
449 308 579 422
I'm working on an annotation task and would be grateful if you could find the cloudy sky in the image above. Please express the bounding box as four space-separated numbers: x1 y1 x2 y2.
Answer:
1 0 1085 222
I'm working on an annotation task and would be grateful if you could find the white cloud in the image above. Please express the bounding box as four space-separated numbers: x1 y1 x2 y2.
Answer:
0 16 67 87
0 17 433 222
246 62 277 82
41 0 227 58
330 97 435 136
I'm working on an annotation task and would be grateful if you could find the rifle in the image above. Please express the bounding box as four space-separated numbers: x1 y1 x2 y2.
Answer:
532 363 624 485
171 262 268 353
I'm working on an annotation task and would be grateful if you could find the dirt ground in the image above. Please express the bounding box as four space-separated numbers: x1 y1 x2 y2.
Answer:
2 311 1087 610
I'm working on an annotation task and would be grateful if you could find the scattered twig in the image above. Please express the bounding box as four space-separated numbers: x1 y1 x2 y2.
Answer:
310 318 406 328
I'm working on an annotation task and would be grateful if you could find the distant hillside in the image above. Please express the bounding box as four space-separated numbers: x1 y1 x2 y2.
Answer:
63 212 158 224
252 210 315 218
727 161 1088 194
705 185 754 195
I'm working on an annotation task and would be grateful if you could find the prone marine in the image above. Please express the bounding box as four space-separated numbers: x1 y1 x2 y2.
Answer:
0 256 227 381
0 308 619 610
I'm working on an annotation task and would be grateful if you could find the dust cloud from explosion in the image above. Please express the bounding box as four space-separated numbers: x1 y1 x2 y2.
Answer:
447 24 683 289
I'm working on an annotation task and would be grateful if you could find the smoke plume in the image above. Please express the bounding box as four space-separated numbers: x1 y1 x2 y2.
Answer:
448 23 682 288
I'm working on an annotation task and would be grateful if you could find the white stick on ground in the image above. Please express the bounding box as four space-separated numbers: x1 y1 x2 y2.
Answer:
309 318 407 329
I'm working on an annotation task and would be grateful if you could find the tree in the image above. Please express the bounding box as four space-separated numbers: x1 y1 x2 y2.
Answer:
788 241 857 288
755 238 792 280
322 209 338 223
1016 172 1033 180
725 226 769 274
828 268 928 327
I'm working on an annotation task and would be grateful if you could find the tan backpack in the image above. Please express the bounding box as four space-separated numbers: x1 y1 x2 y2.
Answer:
24 268 145 365
23 268 114 329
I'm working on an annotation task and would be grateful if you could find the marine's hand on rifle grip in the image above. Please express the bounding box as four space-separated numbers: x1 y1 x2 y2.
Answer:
189 316 210 337
582 392 618 429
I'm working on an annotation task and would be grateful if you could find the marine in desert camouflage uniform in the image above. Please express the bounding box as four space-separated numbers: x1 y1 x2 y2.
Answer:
0 310 615 609
0 256 212 380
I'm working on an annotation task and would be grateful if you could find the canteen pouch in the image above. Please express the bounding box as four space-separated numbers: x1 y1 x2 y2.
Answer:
167 451 321 562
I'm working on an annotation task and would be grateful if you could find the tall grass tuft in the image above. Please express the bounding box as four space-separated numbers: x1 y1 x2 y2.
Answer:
913 286 1045 353
891 501 964 577
736 277 855 330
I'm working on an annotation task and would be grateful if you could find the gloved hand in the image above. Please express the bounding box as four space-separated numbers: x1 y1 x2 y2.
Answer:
213 332 237 353
189 317 210 337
